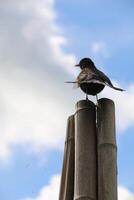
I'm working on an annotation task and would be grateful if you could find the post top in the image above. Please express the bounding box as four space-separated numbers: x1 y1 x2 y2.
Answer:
75 99 95 113
98 98 115 106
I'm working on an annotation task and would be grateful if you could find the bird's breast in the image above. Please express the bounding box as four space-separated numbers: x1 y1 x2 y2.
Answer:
80 82 105 95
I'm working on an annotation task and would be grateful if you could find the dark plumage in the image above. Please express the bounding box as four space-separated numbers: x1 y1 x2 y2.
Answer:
66 58 124 102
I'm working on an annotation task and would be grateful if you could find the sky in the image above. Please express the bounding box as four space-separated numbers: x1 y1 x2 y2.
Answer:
0 0 134 199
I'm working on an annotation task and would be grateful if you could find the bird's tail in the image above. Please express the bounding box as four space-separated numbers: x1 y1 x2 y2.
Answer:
65 81 77 83
105 81 125 91
65 81 79 88
111 86 125 91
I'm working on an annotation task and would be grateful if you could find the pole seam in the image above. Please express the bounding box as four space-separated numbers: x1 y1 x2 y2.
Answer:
98 143 117 150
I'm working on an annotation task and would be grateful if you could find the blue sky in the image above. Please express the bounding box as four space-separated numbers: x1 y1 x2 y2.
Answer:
0 0 134 200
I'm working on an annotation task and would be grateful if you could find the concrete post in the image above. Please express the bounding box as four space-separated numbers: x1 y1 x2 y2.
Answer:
97 98 117 200
59 115 75 200
74 100 97 200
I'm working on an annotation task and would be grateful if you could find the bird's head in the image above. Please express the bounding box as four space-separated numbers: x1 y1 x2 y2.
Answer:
75 57 95 70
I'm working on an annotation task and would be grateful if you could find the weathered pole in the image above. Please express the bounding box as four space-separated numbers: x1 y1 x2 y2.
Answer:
59 115 75 200
74 100 97 200
97 98 117 200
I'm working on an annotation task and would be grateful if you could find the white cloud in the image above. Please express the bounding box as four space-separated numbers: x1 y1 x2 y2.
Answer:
22 175 60 200
0 0 76 74
91 41 110 58
0 0 76 161
21 174 134 200
0 71 67 157
118 186 134 200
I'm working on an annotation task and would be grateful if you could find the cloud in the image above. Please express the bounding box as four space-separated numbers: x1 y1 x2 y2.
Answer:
118 186 134 200
0 0 76 161
91 41 110 58
0 0 76 75
0 71 67 157
21 174 134 200
22 175 60 200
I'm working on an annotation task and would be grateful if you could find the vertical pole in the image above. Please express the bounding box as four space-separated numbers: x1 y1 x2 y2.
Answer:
59 115 75 200
97 98 117 200
74 100 97 200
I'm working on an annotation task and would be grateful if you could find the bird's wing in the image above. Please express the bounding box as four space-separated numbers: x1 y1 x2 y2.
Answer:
76 68 104 87
96 69 114 86
96 69 125 91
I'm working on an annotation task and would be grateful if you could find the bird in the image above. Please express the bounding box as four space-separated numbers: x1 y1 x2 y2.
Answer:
66 57 124 104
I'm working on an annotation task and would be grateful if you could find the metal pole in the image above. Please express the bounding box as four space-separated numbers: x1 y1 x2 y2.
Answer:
59 115 75 200
97 98 117 200
74 100 97 200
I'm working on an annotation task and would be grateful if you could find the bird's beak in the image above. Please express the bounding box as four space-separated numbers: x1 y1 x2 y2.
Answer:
75 64 80 67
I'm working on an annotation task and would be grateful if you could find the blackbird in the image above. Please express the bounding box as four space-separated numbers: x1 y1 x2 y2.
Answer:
67 58 124 102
